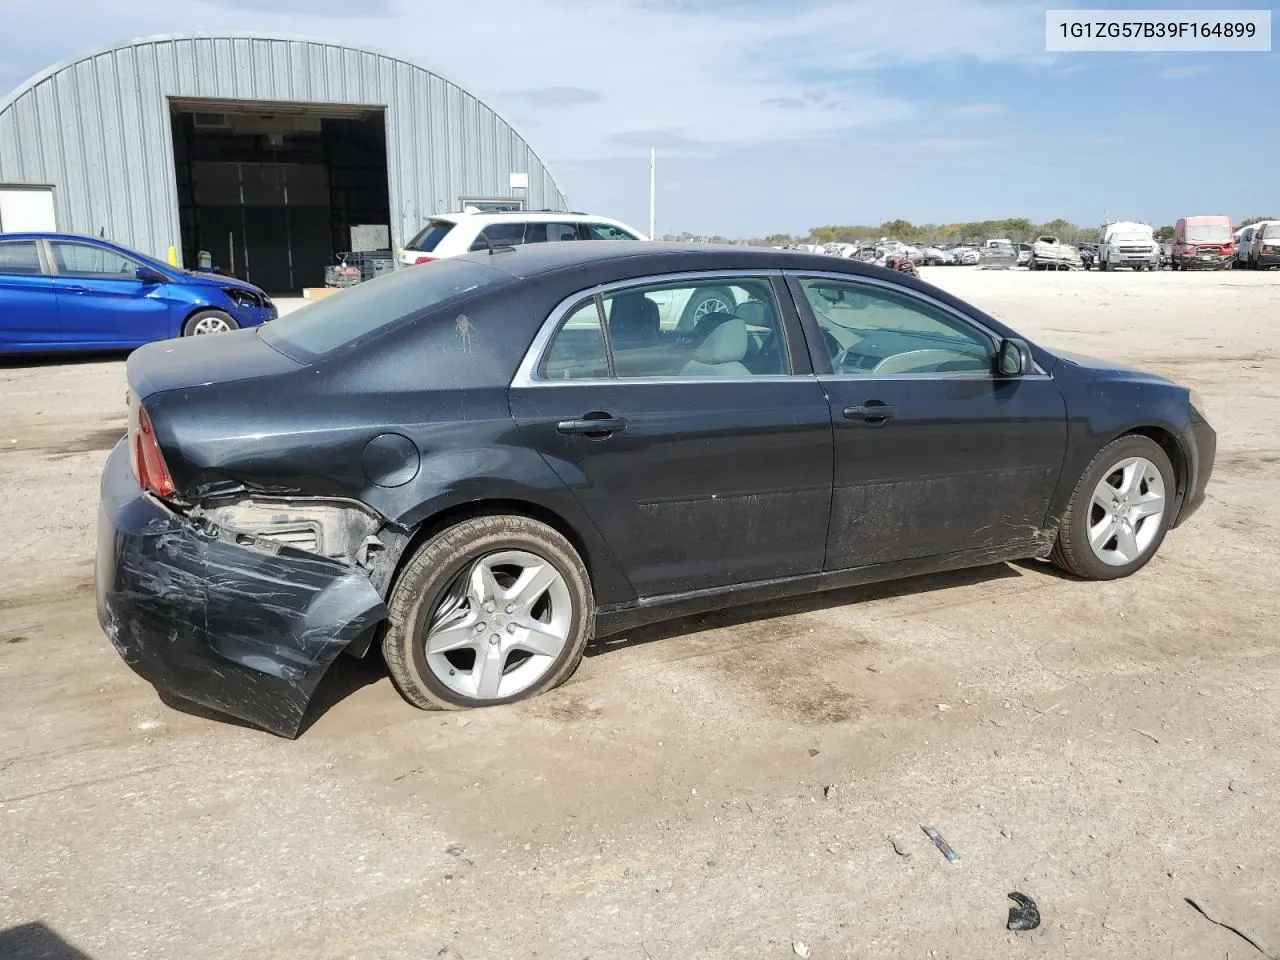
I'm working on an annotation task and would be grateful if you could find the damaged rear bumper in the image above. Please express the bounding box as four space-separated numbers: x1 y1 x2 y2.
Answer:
95 441 388 737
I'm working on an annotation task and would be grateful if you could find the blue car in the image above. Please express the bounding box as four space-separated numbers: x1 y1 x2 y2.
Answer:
0 232 276 355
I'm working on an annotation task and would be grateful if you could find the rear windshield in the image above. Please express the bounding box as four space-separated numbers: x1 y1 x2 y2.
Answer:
1263 224 1280 239
1187 223 1230 242
260 259 505 359
406 220 455 252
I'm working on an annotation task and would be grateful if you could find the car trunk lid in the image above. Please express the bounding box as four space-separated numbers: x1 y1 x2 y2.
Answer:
127 328 304 400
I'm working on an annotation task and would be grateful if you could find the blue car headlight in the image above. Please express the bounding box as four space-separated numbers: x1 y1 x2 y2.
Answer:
223 288 264 310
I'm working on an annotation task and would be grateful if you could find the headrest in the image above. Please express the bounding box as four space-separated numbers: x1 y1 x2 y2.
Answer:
693 317 748 364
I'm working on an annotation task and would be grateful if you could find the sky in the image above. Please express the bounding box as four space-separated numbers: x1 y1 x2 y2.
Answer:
1 0 1276 237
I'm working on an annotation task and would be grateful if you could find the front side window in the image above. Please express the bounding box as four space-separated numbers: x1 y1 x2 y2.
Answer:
799 277 994 376
0 240 42 275
50 242 139 279
524 222 580 244
584 222 641 241
468 223 526 251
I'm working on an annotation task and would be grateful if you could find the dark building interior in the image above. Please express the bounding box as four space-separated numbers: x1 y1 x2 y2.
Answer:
170 99 391 293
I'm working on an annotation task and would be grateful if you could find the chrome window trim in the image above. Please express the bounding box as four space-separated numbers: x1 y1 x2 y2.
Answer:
789 269 1053 379
512 269 792 387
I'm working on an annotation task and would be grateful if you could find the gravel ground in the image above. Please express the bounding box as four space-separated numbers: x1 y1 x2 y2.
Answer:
1 268 1278 960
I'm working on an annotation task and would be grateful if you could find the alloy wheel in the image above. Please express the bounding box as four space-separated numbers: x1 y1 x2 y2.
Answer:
1087 456 1167 566
424 550 573 700
192 315 232 335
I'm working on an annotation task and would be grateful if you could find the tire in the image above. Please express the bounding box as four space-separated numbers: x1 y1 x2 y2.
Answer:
1100 258 1110 272
679 287 737 327
183 309 239 336
382 515 594 711
1050 435 1177 581
1170 261 1179 271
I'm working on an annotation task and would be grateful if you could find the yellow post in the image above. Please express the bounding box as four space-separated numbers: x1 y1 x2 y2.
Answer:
168 246 178 266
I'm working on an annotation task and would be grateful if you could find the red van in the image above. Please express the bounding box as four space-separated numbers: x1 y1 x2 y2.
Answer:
1171 215 1234 269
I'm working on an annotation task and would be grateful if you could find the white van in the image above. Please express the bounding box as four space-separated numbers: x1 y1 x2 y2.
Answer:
1097 221 1160 271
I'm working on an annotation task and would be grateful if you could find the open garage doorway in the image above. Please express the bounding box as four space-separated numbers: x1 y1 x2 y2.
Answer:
170 98 391 294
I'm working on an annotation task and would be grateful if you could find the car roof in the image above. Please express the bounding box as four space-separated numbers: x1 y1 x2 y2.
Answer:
456 240 904 281
0 231 124 246
431 212 632 225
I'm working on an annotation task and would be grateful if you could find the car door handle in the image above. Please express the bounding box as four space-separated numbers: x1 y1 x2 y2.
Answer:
557 415 628 437
63 285 88 294
843 403 896 423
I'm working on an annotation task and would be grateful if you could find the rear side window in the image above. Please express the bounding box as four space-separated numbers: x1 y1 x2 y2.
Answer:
524 222 580 243
260 258 505 359
468 223 526 251
584 222 641 241
406 220 454 252
0 240 42 275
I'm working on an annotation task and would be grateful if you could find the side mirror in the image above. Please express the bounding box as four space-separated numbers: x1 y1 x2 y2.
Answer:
996 338 1035 377
136 265 167 284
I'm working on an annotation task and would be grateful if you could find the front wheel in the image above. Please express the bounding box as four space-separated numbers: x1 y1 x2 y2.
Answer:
382 515 594 710
1050 435 1176 580
183 309 239 336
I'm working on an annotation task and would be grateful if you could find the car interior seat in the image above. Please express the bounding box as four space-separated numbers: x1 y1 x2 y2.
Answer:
680 316 751 377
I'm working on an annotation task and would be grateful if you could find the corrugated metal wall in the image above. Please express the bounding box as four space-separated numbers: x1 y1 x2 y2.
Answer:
0 34 568 263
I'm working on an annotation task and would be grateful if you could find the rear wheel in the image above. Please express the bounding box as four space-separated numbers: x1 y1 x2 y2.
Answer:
382 515 593 710
1051 435 1176 580
679 287 737 327
183 309 238 336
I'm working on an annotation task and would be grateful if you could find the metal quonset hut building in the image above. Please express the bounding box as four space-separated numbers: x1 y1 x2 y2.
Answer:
0 33 568 292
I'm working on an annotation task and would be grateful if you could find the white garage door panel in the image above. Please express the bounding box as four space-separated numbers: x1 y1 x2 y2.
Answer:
0 188 57 232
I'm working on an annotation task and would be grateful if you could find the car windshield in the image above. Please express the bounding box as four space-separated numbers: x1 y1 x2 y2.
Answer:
1262 224 1280 239
406 220 455 252
1188 223 1230 242
260 259 505 359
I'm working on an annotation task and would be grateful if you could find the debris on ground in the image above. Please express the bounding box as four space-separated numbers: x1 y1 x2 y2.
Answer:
1185 897 1278 958
1006 892 1041 931
888 835 912 860
822 785 835 799
792 941 811 958
1133 728 1160 744
921 826 958 863
808 748 820 758
445 842 465 856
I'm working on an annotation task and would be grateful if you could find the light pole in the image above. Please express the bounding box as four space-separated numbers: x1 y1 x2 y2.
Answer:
649 147 656 240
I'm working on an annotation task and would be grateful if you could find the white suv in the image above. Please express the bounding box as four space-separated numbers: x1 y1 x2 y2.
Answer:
398 211 648 266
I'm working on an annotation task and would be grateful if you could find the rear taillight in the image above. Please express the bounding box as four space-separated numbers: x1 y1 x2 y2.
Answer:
128 398 176 499
412 255 434 265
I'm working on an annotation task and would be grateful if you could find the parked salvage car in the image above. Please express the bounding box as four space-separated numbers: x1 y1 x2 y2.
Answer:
1015 243 1033 267
1097 221 1160 272
1171 215 1234 270
950 246 981 266
1078 243 1098 270
1247 222 1280 269
1030 236 1083 271
0 232 276 355
97 242 1216 736
978 239 1018 269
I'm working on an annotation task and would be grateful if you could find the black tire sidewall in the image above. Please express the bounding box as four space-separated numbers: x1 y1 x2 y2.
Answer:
183 309 239 336
390 517 593 709
1062 436 1176 580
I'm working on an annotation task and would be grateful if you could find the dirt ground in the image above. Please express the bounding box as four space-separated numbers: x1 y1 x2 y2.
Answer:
2 267 1278 960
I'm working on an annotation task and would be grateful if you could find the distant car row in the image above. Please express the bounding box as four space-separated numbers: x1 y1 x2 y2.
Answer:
1235 221 1280 270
